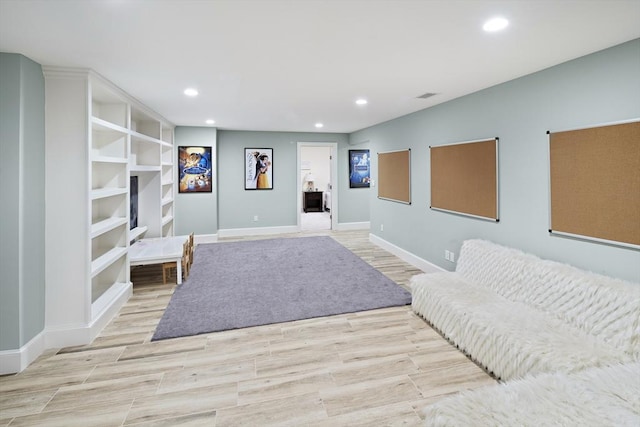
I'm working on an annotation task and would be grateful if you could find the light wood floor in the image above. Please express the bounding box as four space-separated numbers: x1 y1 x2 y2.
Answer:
0 230 496 426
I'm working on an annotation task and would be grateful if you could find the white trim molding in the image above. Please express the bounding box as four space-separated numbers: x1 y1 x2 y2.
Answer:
218 225 299 238
45 282 131 349
195 233 218 244
0 331 45 375
335 221 370 231
369 233 445 274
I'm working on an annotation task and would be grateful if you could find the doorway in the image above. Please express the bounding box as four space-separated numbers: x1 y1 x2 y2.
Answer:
298 142 338 231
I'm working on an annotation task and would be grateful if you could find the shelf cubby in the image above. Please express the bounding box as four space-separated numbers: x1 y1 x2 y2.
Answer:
131 134 161 168
162 202 173 220
161 126 174 144
91 256 127 303
162 214 174 227
91 245 127 279
162 220 174 237
91 217 128 239
91 196 126 233
91 223 126 259
161 165 173 184
92 162 127 191
91 119 128 159
131 106 161 139
132 172 162 238
162 181 173 199
91 81 128 128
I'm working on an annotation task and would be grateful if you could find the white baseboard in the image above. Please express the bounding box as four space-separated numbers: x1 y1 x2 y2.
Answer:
218 223 370 237
218 225 299 238
195 233 218 244
0 331 45 375
335 221 370 231
46 282 132 349
369 233 445 274
43 323 92 350
1 282 132 375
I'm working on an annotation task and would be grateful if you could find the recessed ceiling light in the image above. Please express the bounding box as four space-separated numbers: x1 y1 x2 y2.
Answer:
483 17 509 32
184 88 199 97
356 98 368 105
205 119 215 125
315 123 324 128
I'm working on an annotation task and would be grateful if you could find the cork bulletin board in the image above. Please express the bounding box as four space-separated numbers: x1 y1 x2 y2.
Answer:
430 138 499 221
548 120 640 248
378 149 411 204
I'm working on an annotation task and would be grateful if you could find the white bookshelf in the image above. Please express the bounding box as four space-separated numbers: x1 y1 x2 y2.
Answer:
43 67 174 347
160 126 175 237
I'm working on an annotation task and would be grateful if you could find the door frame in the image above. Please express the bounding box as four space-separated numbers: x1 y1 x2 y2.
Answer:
297 142 338 230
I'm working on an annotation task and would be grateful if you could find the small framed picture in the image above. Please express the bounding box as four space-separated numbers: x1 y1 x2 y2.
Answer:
349 149 370 188
178 146 213 193
245 148 273 190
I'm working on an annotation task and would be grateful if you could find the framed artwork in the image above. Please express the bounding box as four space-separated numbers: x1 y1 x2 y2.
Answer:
178 146 213 193
245 148 273 190
349 149 370 188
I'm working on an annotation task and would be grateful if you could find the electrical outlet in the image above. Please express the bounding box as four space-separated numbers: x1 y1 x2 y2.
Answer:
445 250 450 261
450 252 455 262
253 215 258 222
380 224 384 232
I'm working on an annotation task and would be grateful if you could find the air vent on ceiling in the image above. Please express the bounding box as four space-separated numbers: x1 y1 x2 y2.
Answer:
416 92 438 99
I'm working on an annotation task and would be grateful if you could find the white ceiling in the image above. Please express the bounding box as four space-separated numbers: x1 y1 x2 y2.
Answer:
1 0 639 133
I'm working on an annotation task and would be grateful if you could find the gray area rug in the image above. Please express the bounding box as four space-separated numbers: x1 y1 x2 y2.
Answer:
152 236 411 341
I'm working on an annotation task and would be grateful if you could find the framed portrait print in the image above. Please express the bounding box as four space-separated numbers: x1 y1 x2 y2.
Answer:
245 148 273 190
178 146 213 193
349 149 370 188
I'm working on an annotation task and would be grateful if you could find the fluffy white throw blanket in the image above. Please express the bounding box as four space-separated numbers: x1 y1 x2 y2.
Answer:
423 362 640 427
411 239 640 380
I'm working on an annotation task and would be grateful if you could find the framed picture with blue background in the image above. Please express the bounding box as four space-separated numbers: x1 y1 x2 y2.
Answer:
178 146 213 193
349 149 370 188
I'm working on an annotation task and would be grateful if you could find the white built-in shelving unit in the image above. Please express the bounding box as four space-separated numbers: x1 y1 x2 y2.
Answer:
43 67 174 347
161 124 175 237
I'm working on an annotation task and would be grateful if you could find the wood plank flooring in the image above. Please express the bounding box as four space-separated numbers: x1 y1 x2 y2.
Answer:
0 230 496 426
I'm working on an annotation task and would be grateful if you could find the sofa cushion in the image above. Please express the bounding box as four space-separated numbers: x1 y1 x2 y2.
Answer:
455 239 640 358
411 273 632 380
455 239 540 299
422 362 640 427
521 260 640 358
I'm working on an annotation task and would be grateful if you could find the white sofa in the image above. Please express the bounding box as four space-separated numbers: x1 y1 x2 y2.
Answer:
411 239 640 381
423 361 640 426
411 239 640 425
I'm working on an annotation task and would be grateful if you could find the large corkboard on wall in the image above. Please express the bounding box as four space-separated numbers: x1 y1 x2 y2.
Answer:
378 149 411 204
430 138 499 220
549 120 640 247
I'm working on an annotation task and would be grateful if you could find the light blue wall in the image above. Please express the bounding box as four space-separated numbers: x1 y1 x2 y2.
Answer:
174 127 218 236
350 39 640 283
0 53 46 351
217 131 365 230
0 53 21 350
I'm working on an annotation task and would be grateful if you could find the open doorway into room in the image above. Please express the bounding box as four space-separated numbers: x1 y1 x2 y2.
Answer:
298 142 338 231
